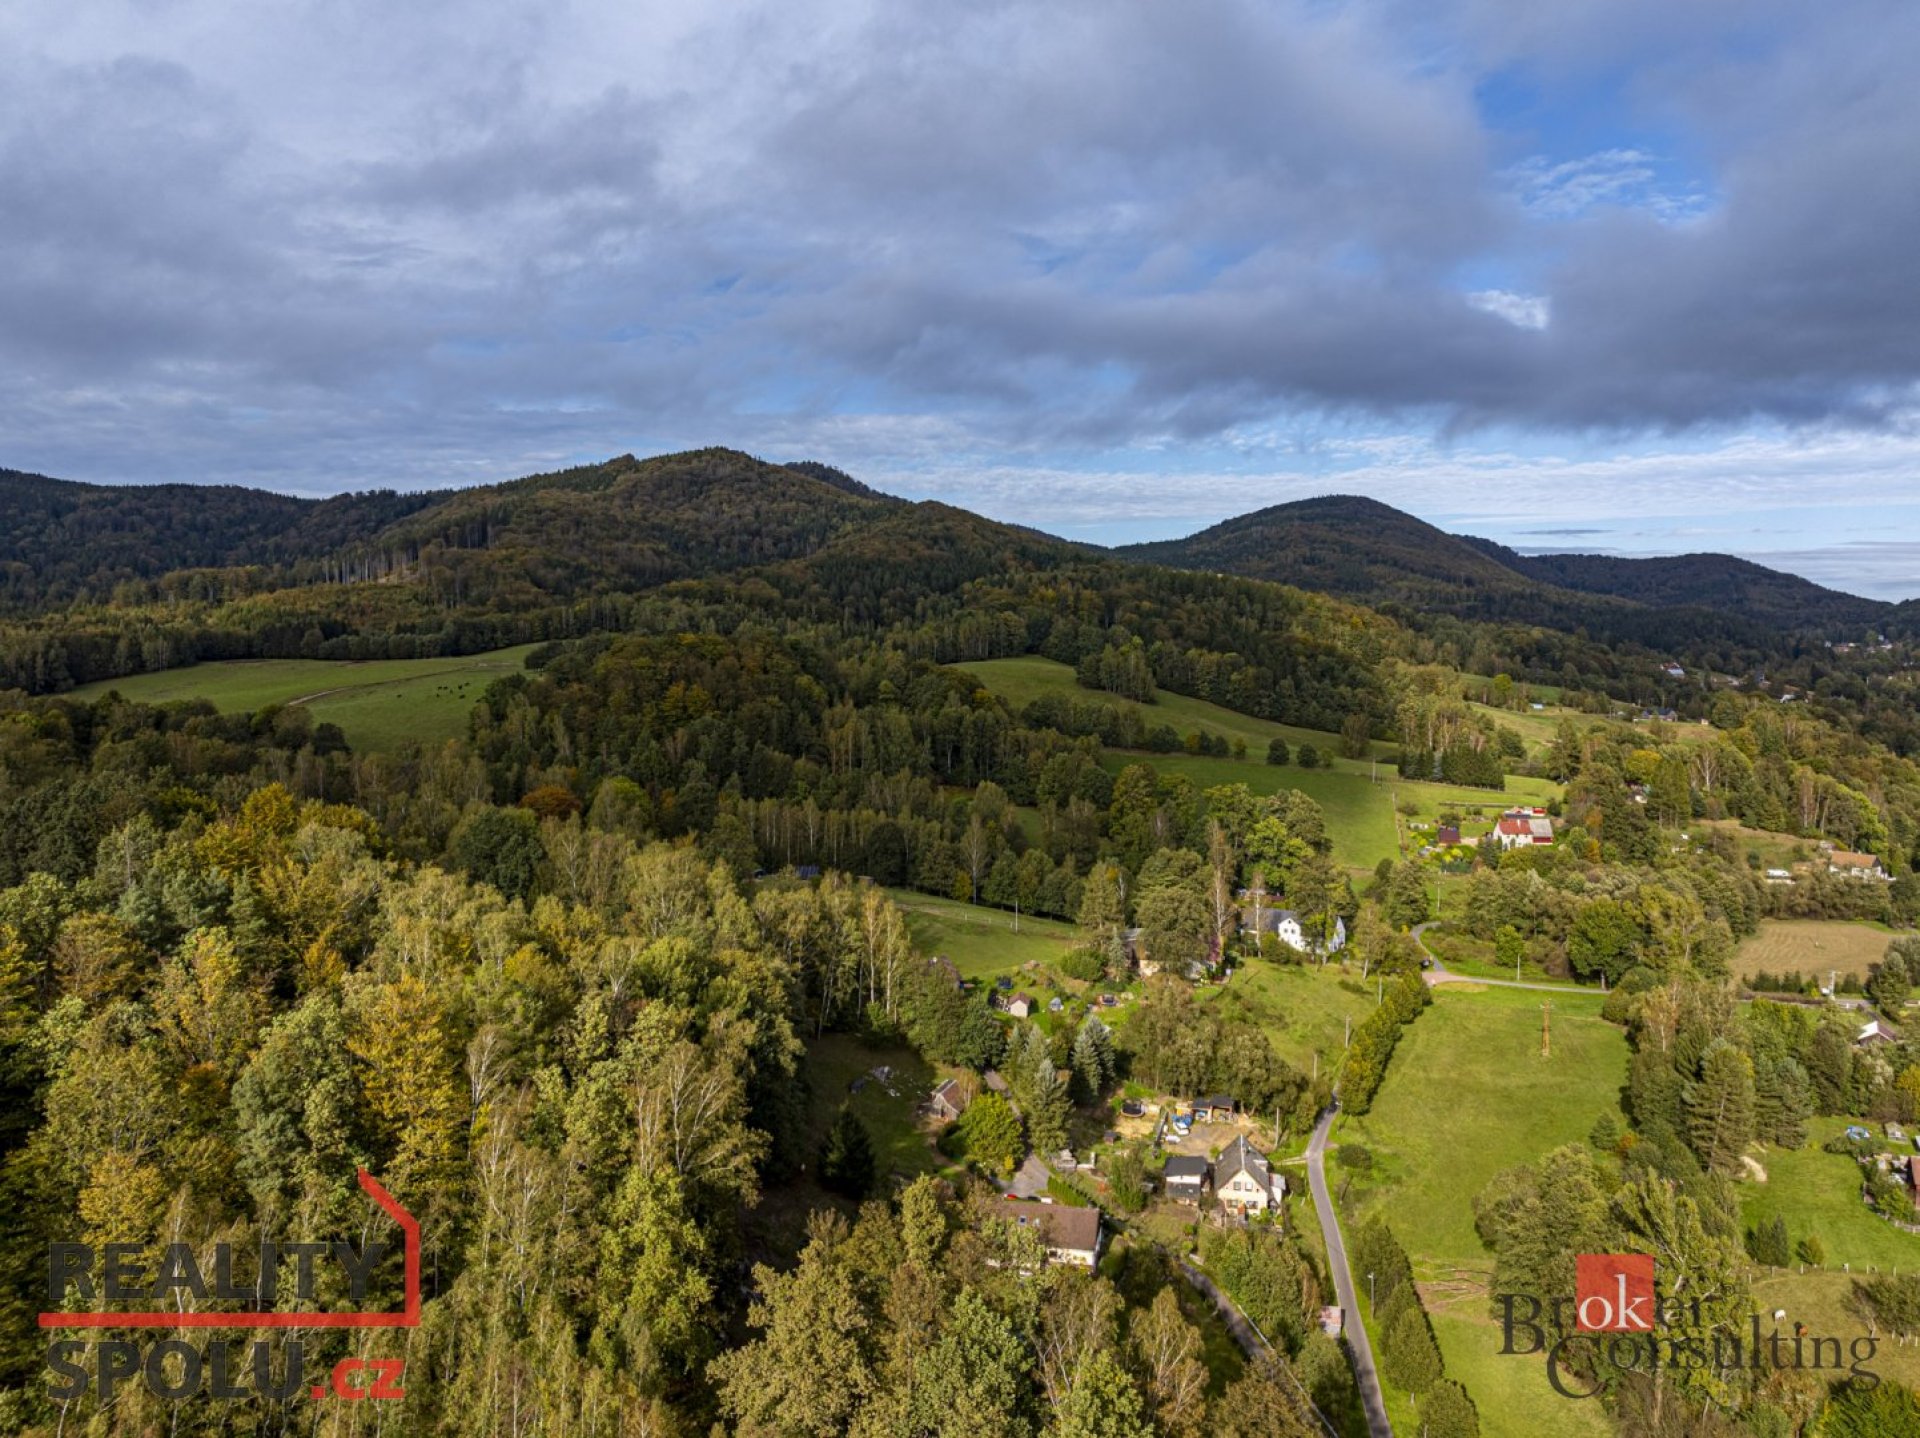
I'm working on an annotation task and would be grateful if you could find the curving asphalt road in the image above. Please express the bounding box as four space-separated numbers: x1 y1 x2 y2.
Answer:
1306 1103 1393 1438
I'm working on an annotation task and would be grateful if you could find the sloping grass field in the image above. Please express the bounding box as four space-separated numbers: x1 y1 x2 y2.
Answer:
952 654 1560 873
1196 960 1384 1078
954 654 1397 766
66 644 540 751
1337 984 1630 1438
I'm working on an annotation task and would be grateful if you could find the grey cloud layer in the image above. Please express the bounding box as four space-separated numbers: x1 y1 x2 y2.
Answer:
1 0 1917 490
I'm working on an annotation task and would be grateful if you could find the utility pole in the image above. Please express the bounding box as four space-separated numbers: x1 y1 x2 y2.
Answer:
1542 1000 1552 1060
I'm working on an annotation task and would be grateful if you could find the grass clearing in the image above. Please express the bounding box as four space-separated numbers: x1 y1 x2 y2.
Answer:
885 887 1081 979
1739 1123 1920 1274
1748 1271 1920 1390
66 644 540 751
1736 920 1899 984
1200 960 1384 1078
802 1034 944 1182
955 655 1560 873
1427 1306 1613 1438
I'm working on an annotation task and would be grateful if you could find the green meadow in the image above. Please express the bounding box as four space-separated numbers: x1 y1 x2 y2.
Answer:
65 644 540 751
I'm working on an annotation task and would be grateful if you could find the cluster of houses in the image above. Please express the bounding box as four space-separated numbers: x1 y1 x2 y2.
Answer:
1161 1135 1284 1216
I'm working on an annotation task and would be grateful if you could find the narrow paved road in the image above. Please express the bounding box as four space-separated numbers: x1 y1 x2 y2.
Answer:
1180 1262 1339 1438
1306 1104 1393 1438
1412 922 1608 995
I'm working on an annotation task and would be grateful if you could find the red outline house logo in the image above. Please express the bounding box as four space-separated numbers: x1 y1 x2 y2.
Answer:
39 1169 420 1331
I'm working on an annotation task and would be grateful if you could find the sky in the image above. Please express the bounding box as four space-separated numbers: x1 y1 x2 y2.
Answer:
3 2 1920 597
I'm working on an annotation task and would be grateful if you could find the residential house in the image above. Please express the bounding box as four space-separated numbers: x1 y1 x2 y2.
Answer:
1494 808 1555 850
1829 851 1891 881
1858 1019 1898 1048
1007 992 1035 1019
928 1078 968 1122
1213 1135 1281 1216
1000 1197 1104 1267
1163 1155 1209 1204
1242 905 1347 957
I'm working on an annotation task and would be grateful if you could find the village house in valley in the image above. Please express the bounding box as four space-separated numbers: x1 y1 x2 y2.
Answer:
927 1077 968 1122
1494 807 1555 850
1238 888 1347 956
1163 1155 1209 1204
1213 1136 1281 1216
999 1197 1104 1267
1828 849 1890 881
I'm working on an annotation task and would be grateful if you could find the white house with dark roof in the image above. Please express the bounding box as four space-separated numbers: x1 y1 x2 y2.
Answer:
1212 1135 1281 1216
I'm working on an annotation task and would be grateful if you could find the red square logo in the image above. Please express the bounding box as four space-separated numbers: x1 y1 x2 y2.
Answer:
1575 1253 1655 1333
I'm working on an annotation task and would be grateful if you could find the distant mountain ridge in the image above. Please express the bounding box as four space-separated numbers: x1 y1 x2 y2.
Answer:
0 458 1898 644
1121 493 1894 642
1462 539 1888 631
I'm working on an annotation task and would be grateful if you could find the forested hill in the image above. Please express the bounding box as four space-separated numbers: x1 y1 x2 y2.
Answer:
1121 493 1891 644
0 449 912 618
0 467 435 609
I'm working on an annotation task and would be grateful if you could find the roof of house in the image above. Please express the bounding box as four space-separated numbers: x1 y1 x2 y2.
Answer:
1010 991 1034 1006
1200 1094 1235 1110
1831 850 1882 869
1213 1135 1272 1189
1163 1155 1210 1182
931 1078 965 1107
1001 1196 1102 1253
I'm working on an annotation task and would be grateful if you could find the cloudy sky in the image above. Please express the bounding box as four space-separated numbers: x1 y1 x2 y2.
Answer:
4 2 1920 596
